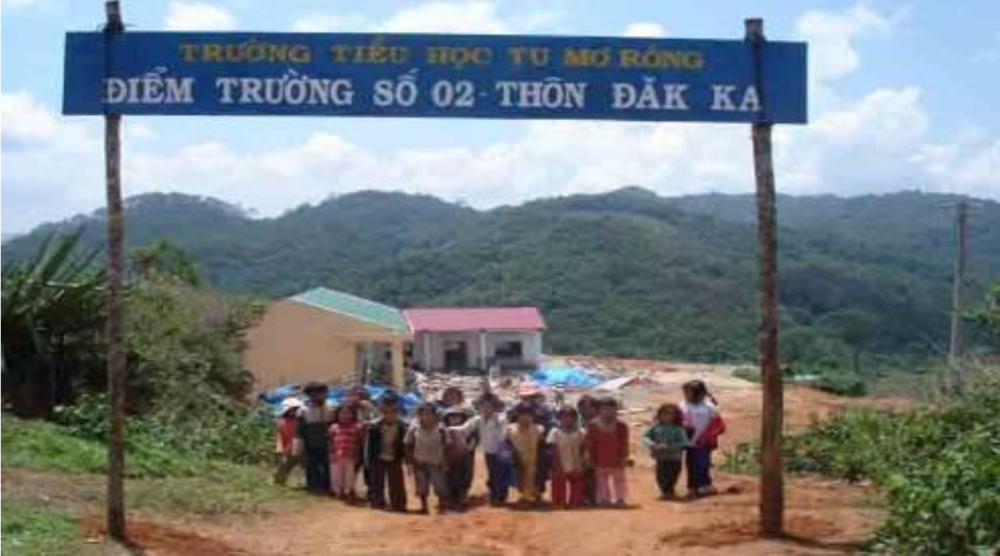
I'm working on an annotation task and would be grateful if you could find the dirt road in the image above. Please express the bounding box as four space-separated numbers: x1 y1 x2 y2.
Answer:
86 363 887 555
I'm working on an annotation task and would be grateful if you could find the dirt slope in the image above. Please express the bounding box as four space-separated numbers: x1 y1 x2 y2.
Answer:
179 363 883 556
27 362 890 555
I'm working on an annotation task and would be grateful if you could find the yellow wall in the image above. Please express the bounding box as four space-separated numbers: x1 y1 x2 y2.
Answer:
243 299 409 392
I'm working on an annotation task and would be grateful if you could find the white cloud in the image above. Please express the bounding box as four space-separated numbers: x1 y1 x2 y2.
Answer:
972 28 1000 64
5 85 996 235
290 0 558 35
794 2 896 84
375 1 506 34
621 22 667 38
0 0 41 10
164 1 236 31
291 13 369 33
3 3 998 234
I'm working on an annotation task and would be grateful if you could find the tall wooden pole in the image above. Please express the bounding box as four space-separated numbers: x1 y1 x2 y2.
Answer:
948 200 968 392
103 0 128 541
746 17 784 537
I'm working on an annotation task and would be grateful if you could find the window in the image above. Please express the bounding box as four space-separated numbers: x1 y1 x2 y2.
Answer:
495 341 523 359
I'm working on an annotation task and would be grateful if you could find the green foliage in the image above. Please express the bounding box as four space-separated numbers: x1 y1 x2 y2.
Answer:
131 239 202 286
1 501 85 556
1 415 200 478
54 393 274 466
124 274 261 410
124 465 302 516
876 424 1000 555
966 282 1000 345
1 232 105 416
2 417 303 517
731 364 866 397
5 190 997 368
725 364 1000 554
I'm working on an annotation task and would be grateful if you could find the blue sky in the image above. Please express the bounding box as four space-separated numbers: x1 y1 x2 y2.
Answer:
2 0 998 233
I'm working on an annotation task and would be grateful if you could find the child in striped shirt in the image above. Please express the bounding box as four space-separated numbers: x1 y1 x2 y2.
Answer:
328 404 364 501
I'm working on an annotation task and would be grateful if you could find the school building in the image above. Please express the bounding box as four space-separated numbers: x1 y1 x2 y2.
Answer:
243 288 411 391
243 287 546 391
405 307 546 372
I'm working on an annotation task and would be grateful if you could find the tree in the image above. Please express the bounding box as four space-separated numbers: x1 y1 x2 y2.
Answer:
131 239 202 286
818 310 882 377
1 233 105 416
967 283 999 335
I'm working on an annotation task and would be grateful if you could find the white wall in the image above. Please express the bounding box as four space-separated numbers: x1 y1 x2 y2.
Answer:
413 330 544 371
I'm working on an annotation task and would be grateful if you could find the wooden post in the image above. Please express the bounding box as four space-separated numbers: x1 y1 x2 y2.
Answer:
391 339 405 389
948 200 968 392
746 17 784 537
103 0 128 541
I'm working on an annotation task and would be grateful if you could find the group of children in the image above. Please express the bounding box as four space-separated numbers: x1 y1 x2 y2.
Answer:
273 378 724 514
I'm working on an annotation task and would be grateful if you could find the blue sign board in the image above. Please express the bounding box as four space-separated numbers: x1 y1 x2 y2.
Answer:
63 32 807 123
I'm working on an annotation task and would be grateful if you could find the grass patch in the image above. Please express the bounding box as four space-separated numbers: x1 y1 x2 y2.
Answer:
126 465 303 516
1 416 203 478
1 500 86 556
2 416 305 517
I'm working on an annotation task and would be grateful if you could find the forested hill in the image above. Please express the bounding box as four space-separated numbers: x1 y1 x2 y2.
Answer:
5 189 999 364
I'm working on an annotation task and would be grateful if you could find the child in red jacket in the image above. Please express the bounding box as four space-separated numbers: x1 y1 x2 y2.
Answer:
273 398 302 485
586 397 630 507
681 380 726 498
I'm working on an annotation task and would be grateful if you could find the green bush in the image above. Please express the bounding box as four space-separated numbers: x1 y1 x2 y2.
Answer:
725 365 1000 554
2 415 202 478
1 501 84 556
730 365 867 397
54 393 274 466
875 425 1000 555
812 370 867 397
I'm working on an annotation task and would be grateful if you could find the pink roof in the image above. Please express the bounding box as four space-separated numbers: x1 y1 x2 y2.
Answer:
404 307 546 333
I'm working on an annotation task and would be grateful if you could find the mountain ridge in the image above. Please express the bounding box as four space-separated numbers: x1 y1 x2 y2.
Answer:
4 188 998 363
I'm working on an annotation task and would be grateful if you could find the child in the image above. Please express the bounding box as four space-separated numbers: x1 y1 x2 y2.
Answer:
461 397 510 505
547 407 587 508
586 397 630 507
681 380 725 498
576 395 599 505
273 397 302 485
328 404 364 501
505 403 545 506
443 408 475 509
643 403 689 500
296 382 334 494
405 404 450 514
363 394 409 511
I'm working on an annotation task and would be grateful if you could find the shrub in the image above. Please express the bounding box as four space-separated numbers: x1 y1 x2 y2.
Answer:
875 425 1000 555
54 393 274 466
1 501 83 556
725 364 1000 554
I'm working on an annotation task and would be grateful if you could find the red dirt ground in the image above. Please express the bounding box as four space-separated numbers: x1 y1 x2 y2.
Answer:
49 363 900 555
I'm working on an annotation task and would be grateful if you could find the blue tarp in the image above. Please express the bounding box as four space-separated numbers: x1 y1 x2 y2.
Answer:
530 365 601 388
259 384 423 416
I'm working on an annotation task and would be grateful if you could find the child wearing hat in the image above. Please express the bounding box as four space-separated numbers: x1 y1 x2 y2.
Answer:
297 382 334 494
273 397 302 485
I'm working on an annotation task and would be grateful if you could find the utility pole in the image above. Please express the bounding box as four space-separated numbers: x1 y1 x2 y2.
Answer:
746 17 784 537
103 0 128 541
948 200 969 392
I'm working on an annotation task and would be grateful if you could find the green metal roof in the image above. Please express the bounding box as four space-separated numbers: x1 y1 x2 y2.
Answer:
289 287 408 332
